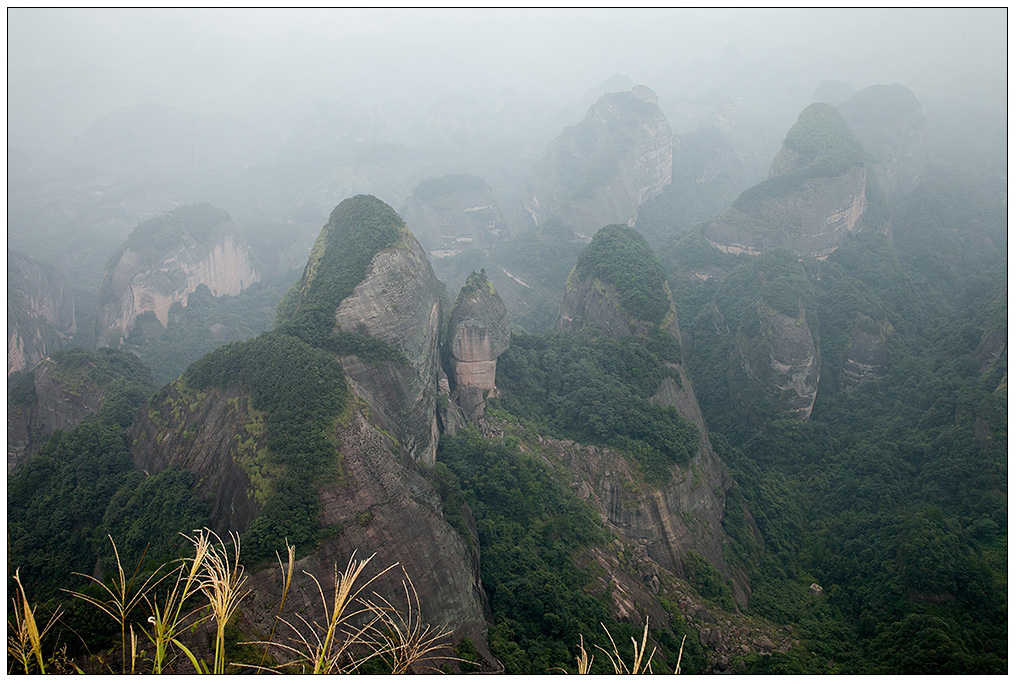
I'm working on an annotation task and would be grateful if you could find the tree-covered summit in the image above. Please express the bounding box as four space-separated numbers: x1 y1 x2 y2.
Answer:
573 224 670 324
123 203 232 254
782 102 866 175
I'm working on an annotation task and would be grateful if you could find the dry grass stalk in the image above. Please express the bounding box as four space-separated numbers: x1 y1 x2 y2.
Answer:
63 536 167 674
247 551 396 674
674 633 687 674
8 569 63 674
358 566 457 673
596 616 657 674
187 529 250 674
140 532 210 673
258 541 296 670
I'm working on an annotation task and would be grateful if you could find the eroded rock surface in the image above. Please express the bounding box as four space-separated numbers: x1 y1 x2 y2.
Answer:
446 272 510 418
523 86 672 236
334 236 443 466
93 204 260 348
734 300 821 420
8 251 76 376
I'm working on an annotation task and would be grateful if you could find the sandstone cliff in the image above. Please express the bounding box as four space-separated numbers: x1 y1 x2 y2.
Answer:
704 103 868 260
93 204 260 348
551 225 749 602
445 271 510 419
127 195 494 667
8 347 153 471
732 299 821 420
522 86 672 237
8 251 76 376
839 315 892 391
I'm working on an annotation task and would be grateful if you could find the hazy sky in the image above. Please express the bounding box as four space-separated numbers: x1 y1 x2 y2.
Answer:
8 8 1007 160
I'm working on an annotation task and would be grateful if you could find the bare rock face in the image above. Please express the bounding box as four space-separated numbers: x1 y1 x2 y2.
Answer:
522 86 672 237
446 271 510 419
840 316 892 391
8 251 76 376
733 300 821 420
93 204 260 348
333 235 443 466
8 358 101 471
704 103 868 260
130 381 264 534
548 225 750 602
132 382 494 668
838 84 927 200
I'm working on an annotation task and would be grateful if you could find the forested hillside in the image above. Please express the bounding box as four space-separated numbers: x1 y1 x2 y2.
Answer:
7 8 1005 675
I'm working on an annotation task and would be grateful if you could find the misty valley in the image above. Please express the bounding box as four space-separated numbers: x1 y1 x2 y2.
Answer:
7 9 1006 675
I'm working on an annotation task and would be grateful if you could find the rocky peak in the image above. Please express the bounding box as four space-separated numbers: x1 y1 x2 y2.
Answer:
704 103 868 259
550 224 750 599
837 83 927 200
8 251 76 376
93 204 260 348
555 224 680 342
522 86 672 237
445 271 510 419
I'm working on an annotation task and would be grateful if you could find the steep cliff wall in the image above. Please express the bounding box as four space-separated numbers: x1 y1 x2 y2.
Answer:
733 300 821 420
549 224 749 602
8 347 154 471
333 237 443 466
8 251 76 376
445 271 510 419
8 358 101 471
522 86 672 237
704 103 868 260
93 204 260 348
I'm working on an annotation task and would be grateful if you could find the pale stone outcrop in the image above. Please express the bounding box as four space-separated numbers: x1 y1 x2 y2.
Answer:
8 252 76 376
334 237 443 466
446 272 510 419
93 204 260 348
733 300 821 420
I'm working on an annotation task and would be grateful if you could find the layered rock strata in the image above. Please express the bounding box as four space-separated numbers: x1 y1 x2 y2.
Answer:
446 272 510 419
704 103 868 260
93 204 260 348
8 252 76 375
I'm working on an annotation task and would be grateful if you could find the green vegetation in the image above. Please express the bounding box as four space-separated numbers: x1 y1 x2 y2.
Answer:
457 269 494 299
183 331 349 562
733 104 865 212
575 224 671 324
124 276 294 386
495 333 699 483
434 430 688 674
670 171 1008 672
6 348 205 604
